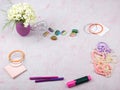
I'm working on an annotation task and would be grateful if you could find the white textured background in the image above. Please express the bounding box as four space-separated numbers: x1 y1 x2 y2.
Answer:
0 0 120 90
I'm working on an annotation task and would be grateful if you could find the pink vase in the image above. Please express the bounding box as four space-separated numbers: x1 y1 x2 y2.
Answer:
16 22 30 36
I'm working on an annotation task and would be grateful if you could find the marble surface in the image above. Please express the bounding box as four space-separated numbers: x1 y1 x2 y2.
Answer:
0 0 120 90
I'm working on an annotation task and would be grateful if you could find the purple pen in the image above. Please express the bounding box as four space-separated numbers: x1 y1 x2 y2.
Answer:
35 77 64 83
29 76 59 80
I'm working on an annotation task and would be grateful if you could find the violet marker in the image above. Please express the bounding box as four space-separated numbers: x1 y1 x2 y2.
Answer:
35 77 64 83
66 75 91 88
29 76 59 80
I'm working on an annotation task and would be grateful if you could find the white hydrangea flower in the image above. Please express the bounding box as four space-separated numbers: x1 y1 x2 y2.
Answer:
7 3 36 27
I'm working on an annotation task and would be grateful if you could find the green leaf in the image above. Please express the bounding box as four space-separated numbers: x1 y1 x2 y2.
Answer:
1 9 6 13
2 20 13 30
11 21 16 31
0 9 7 15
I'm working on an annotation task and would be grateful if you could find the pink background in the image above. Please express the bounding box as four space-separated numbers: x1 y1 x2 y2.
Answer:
0 0 120 90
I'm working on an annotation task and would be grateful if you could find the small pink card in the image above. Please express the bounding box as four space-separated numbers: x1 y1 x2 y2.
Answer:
4 64 27 79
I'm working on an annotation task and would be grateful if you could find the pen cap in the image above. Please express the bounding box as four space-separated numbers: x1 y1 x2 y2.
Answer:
88 75 92 81
66 80 76 88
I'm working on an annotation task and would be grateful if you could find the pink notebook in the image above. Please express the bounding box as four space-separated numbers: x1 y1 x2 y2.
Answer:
4 64 27 79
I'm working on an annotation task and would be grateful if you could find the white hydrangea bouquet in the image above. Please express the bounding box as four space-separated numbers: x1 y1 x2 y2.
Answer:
5 3 36 36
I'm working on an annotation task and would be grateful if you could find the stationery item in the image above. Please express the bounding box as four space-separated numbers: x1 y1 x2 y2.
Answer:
35 77 64 83
91 42 117 77
88 24 103 34
29 76 59 80
97 42 111 53
8 50 25 62
4 50 27 79
4 64 27 79
29 76 64 83
91 49 105 62
66 76 91 88
84 23 109 36
93 61 112 77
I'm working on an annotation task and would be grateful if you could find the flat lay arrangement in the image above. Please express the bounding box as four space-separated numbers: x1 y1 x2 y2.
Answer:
0 0 120 90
